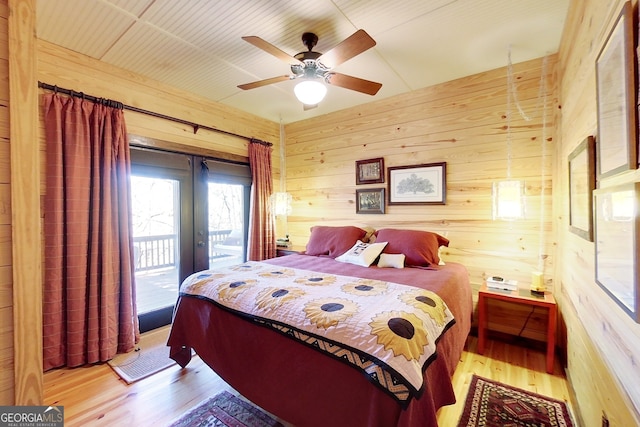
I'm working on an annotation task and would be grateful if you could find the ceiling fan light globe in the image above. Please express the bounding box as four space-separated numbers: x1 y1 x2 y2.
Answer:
294 80 327 105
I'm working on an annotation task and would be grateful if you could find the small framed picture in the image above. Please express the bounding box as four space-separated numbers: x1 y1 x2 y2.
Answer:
568 136 595 241
356 158 384 185
387 162 446 205
356 188 385 214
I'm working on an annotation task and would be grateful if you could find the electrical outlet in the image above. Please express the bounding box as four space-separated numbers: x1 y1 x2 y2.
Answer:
602 412 609 427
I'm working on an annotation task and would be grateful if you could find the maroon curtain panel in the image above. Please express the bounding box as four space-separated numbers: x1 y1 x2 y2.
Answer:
247 140 276 261
43 93 139 371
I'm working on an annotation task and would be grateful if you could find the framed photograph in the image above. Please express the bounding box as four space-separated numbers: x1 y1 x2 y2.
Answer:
568 136 595 241
356 188 385 214
595 1 637 180
355 157 384 185
387 162 446 205
594 182 640 322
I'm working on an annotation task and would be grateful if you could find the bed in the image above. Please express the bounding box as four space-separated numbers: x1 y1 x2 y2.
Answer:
167 227 472 427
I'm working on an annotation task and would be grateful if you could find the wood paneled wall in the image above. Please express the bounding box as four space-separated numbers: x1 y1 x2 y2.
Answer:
3 1 638 423
37 41 280 160
4 31 280 403
0 0 12 405
9 0 41 405
557 0 640 425
284 56 557 307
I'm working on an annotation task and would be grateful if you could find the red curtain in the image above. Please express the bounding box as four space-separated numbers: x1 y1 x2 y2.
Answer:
42 93 139 371
247 140 276 260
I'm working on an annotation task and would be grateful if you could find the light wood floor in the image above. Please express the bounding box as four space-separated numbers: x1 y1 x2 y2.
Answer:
44 329 576 426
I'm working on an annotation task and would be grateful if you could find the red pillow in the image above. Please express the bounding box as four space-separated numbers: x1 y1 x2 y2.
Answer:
305 226 367 258
375 228 449 266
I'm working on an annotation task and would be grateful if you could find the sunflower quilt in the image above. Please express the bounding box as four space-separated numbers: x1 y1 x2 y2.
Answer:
179 261 456 405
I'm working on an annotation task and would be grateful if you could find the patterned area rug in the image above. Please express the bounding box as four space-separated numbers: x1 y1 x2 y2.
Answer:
457 375 575 427
169 391 284 427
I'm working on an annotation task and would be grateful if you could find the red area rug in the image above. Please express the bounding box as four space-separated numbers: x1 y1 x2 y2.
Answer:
457 375 575 427
169 391 284 427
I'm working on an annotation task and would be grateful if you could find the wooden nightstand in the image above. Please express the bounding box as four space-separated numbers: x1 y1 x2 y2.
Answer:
276 247 304 257
477 283 557 374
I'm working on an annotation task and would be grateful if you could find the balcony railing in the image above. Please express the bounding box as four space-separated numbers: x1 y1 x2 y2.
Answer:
133 229 239 271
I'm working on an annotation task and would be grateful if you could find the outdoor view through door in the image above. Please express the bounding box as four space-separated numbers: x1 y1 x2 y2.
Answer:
207 183 246 269
131 176 180 316
130 146 250 332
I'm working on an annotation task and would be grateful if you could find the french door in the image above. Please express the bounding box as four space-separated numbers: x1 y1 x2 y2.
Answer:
130 147 250 332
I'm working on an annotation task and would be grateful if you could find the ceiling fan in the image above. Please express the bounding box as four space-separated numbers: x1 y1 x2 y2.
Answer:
238 30 382 107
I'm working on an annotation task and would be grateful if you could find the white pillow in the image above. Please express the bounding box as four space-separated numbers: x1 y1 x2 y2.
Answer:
377 253 405 269
335 240 388 267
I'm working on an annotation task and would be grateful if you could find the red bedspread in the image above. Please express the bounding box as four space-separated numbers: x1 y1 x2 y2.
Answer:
168 255 472 427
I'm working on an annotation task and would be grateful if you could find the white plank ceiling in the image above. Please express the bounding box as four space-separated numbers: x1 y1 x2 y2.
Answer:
36 0 569 124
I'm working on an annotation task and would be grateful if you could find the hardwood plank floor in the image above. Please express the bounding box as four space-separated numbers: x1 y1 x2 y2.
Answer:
44 328 576 426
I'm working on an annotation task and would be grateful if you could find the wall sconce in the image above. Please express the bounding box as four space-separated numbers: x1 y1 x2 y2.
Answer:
493 180 526 220
294 80 327 105
271 192 292 217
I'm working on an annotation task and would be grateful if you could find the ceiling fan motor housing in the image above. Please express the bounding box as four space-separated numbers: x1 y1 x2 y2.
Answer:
239 29 381 97
291 58 329 79
291 32 328 79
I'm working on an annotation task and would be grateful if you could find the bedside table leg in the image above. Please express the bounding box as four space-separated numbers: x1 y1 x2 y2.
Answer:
546 304 557 374
478 293 486 354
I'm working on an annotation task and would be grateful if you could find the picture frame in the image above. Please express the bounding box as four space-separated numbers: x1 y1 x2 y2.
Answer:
595 1 637 180
387 162 446 205
355 157 385 185
568 136 595 241
594 182 640 323
356 188 385 214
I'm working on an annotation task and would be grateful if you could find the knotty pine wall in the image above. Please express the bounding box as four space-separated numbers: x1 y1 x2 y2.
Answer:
37 40 280 161
0 0 12 404
3 33 280 403
284 57 557 323
2 2 637 424
557 0 640 425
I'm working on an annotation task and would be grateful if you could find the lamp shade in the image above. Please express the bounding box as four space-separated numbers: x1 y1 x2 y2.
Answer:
271 192 292 216
294 80 327 105
492 180 525 220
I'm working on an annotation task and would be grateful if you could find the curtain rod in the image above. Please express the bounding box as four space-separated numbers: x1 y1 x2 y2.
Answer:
37 81 272 146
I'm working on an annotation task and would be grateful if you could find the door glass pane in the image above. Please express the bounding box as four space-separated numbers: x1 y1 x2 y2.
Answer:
131 176 180 315
208 182 245 268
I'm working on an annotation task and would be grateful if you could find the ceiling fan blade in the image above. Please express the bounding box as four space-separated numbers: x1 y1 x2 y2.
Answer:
326 72 382 96
318 29 376 69
242 36 303 65
237 75 291 90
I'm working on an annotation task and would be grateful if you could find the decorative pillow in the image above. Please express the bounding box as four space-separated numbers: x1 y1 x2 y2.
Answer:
335 240 388 267
377 253 405 269
305 226 367 258
375 228 449 267
361 226 376 243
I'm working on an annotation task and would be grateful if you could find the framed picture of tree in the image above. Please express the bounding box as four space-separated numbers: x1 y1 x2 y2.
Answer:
387 162 446 205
